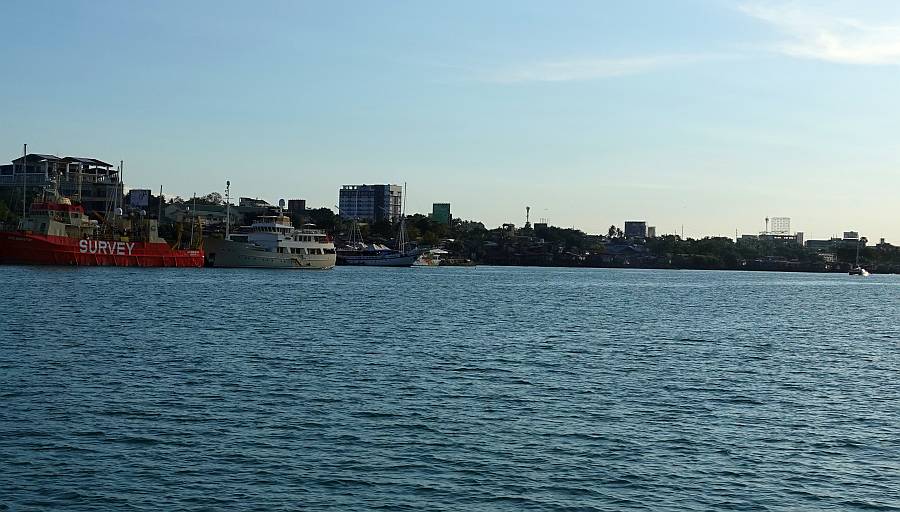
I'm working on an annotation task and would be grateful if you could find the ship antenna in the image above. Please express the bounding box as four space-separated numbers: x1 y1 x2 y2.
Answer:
225 180 231 239
189 192 197 249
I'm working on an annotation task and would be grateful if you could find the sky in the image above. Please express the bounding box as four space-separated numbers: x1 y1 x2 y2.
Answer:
2 0 900 241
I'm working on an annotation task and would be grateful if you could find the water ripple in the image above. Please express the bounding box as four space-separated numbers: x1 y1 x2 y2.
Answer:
1 267 900 511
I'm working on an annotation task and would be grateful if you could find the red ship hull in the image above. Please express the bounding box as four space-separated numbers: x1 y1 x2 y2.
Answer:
0 231 204 267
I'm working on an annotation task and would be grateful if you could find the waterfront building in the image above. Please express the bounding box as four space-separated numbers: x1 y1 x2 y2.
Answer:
430 203 451 225
239 197 270 208
164 203 233 226
843 231 859 241
1 153 122 216
759 233 803 244
647 226 657 238
806 238 842 252
624 221 647 238
338 184 402 223
163 200 276 228
740 232 804 245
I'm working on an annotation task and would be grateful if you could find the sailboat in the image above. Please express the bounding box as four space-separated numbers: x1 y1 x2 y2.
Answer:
336 184 421 267
849 237 869 276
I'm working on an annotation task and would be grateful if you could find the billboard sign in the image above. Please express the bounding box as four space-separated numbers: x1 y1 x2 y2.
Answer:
130 189 151 208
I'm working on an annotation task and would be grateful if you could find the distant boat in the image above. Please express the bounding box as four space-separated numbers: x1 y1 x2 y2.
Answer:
849 237 869 276
414 248 475 267
337 244 420 267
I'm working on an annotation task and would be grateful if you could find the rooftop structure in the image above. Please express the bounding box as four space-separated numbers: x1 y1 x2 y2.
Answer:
770 217 791 235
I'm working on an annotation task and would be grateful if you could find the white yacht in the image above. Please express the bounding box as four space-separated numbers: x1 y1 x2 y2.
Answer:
205 214 336 269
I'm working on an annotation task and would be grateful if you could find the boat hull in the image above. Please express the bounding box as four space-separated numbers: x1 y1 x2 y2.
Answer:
336 251 418 267
0 231 204 267
204 239 335 269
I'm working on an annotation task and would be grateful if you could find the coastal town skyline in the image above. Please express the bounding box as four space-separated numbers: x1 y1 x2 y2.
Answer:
3 1 900 240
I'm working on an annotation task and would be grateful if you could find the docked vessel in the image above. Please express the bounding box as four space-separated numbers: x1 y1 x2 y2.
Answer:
336 183 420 267
336 218 420 267
414 248 476 267
0 199 204 267
337 243 420 266
204 214 336 269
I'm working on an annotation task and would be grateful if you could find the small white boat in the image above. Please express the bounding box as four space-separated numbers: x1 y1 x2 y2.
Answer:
413 249 450 266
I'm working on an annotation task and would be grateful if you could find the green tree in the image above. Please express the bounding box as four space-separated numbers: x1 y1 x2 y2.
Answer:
0 198 12 225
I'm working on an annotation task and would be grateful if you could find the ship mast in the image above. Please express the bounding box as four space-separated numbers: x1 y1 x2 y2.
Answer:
398 182 408 254
21 143 27 224
225 180 231 239
119 160 124 216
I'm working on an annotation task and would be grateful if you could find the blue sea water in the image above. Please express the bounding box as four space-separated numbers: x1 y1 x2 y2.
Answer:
1 266 899 511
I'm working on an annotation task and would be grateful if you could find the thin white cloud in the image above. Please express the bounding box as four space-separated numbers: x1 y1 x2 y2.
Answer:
484 54 712 83
740 1 900 64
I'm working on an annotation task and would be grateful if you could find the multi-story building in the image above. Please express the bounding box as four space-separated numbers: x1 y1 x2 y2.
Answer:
770 217 791 234
338 184 402 223
287 199 306 213
624 221 647 238
741 232 804 245
430 203 451 225
1 153 122 216
647 226 657 238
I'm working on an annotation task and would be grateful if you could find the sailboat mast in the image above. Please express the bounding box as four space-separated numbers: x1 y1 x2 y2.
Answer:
21 143 26 222
399 182 407 253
